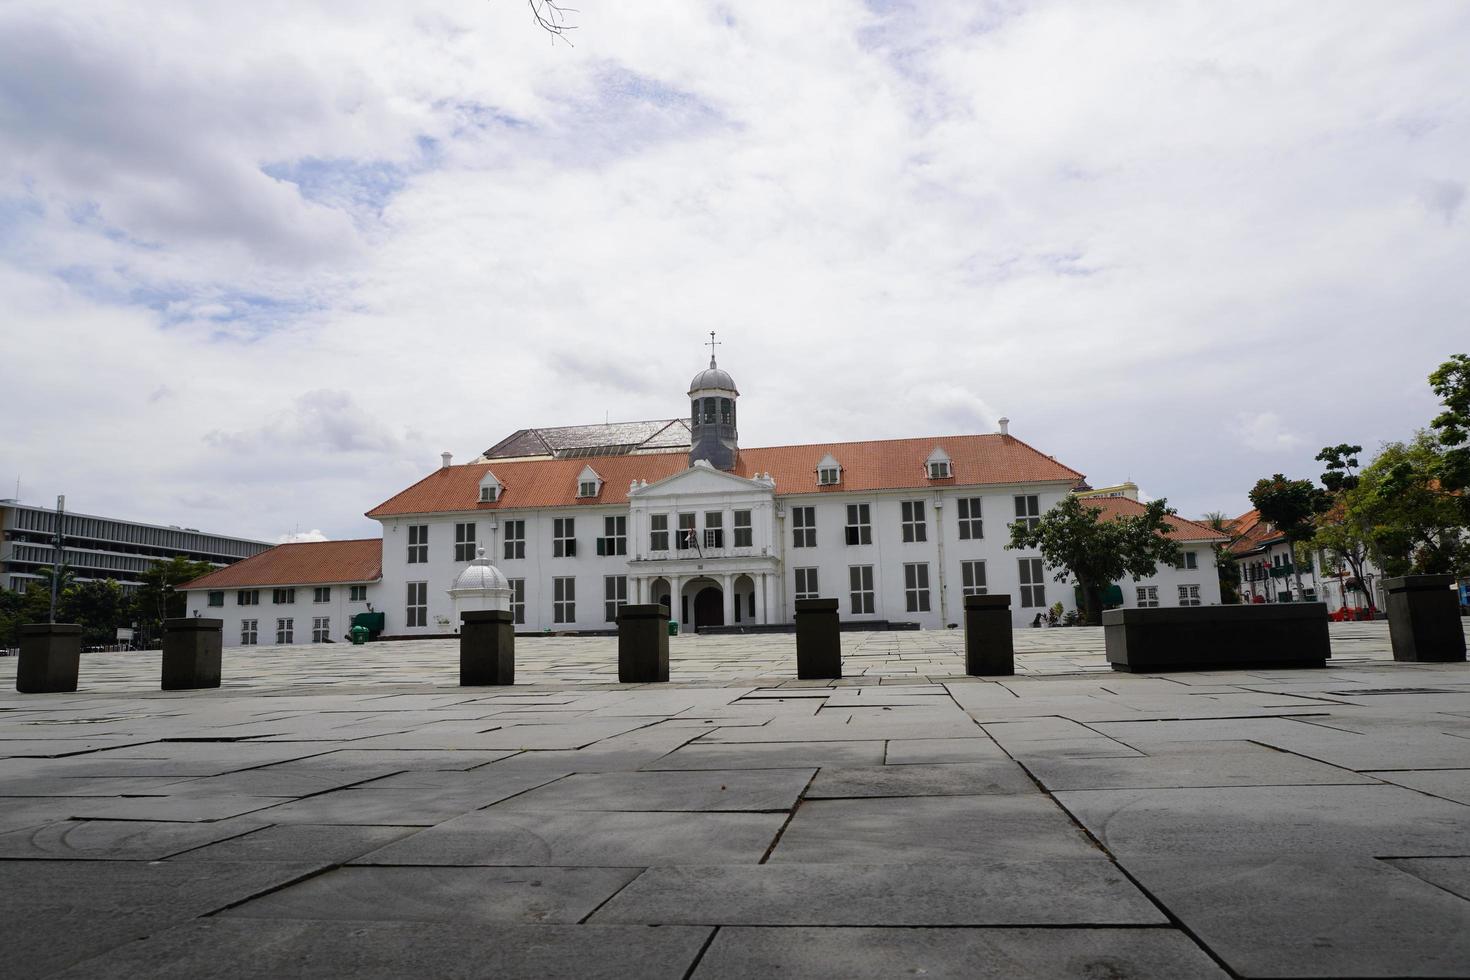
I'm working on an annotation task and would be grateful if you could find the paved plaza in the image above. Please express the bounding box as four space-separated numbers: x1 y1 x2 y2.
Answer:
2 621 1469 978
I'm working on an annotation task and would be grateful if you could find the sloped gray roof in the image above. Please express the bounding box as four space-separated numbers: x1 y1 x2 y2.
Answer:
481 419 691 460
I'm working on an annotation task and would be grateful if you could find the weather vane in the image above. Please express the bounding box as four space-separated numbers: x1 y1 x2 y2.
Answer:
706 330 721 366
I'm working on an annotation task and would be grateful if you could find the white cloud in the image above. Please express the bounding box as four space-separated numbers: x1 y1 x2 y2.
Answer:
3 0 1469 535
276 529 330 544
1231 412 1306 454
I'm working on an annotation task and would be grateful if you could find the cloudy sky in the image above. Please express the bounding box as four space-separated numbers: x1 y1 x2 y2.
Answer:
3 1 1467 543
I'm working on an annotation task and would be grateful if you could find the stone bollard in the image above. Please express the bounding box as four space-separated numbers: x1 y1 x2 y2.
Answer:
1383 575 1467 663
618 604 670 683
17 623 83 694
461 610 516 685
794 598 842 679
964 594 1014 676
162 617 223 690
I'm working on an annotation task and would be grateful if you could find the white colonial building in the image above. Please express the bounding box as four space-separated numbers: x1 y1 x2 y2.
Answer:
183 350 1226 645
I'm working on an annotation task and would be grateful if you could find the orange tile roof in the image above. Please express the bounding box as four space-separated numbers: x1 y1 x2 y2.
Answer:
180 539 382 590
367 434 1085 518
1080 497 1231 543
1224 508 1286 556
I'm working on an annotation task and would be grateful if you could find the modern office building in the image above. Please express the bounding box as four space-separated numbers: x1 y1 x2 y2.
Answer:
0 499 272 593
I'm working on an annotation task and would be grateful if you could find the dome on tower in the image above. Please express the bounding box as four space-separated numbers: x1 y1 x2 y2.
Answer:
688 357 738 395
450 548 509 593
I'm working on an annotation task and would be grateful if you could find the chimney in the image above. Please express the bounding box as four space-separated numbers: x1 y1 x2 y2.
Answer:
998 417 1010 436
441 452 453 469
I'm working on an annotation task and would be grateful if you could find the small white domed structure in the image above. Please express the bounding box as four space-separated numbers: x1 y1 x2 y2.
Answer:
448 547 512 628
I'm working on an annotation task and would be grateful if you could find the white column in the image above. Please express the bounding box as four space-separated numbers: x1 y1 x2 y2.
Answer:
718 573 733 626
669 575 682 624
754 573 766 624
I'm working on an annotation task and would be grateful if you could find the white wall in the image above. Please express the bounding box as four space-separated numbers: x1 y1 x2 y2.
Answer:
183 582 377 648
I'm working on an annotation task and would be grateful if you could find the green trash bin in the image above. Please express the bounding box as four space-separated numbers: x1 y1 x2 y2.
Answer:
668 620 679 637
349 625 369 646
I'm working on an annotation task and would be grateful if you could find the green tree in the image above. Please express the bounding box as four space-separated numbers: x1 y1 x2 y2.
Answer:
1248 475 1323 599
1311 444 1380 614
1007 495 1182 625
62 579 136 647
1427 353 1470 522
1360 432 1467 576
1201 511 1241 604
135 556 216 641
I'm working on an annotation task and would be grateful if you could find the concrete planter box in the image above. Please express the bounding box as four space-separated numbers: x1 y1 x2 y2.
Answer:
162 617 223 690
461 610 516 685
1383 575 1467 663
963 594 1014 676
617 604 669 683
1103 604 1330 673
795 598 842 679
17 623 83 693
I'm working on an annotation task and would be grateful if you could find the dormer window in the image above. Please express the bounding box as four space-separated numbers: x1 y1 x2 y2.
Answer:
575 465 603 499
478 471 502 503
925 447 952 480
816 453 842 487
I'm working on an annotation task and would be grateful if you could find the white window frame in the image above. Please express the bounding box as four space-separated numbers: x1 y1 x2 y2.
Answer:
1137 586 1159 608
275 617 294 645
508 578 526 625
794 567 819 602
792 507 816 548
678 512 697 550
1013 495 1040 532
901 500 927 543
553 576 576 623
961 559 987 597
1178 583 1202 607
208 591 224 607
818 466 840 486
904 562 931 612
273 587 295 605
849 565 875 614
240 619 258 645
553 517 576 558
598 515 627 557
503 520 525 560
407 524 428 564
957 497 983 540
604 575 627 622
313 586 331 603
312 616 330 643
406 581 427 628
454 522 477 562
1176 551 1199 570
845 503 872 546
1019 557 1045 608
578 480 599 498
649 513 669 552
927 460 951 480
704 511 724 550
349 585 367 602
733 510 752 548
238 589 258 606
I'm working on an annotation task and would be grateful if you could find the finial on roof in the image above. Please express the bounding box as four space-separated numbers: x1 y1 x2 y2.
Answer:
706 330 721 368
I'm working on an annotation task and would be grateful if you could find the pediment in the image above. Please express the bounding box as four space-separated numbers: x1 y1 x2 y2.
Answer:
633 462 771 498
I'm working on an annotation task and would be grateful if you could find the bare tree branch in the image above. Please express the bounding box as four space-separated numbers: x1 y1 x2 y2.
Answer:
528 0 578 45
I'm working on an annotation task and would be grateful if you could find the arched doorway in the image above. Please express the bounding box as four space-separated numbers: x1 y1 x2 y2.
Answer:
694 587 724 628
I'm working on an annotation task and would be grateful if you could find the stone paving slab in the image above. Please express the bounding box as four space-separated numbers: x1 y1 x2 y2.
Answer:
223 865 644 924
0 622 1466 978
690 926 1231 979
354 809 788 866
769 795 1104 864
49 919 714 980
590 861 1168 926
